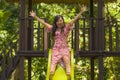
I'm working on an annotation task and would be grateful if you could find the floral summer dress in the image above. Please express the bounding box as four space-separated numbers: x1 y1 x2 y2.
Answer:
47 23 73 66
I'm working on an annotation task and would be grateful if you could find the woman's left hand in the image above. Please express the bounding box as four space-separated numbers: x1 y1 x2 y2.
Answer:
81 5 87 13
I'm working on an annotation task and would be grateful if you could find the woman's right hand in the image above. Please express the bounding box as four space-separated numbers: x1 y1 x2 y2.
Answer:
29 11 36 18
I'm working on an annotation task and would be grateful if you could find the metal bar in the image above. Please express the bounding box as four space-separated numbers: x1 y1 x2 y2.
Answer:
74 20 79 51
95 21 99 50
72 30 74 49
89 0 95 79
98 56 104 80
89 0 95 51
1 58 6 80
104 26 107 51
27 0 33 79
19 57 24 80
42 28 45 50
97 0 104 79
18 51 45 54
17 50 120 57
109 21 112 51
17 51 45 57
115 21 119 51
37 22 41 50
9 48 13 77
83 19 86 51
27 0 33 50
19 0 27 50
90 57 95 80
19 0 26 79
17 54 45 57
28 58 31 80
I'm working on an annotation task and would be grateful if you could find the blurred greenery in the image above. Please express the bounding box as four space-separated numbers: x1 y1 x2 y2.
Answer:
0 0 120 80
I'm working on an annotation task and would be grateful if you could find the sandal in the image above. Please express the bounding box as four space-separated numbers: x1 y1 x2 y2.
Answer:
49 72 54 80
66 71 71 76
67 73 71 80
50 71 54 75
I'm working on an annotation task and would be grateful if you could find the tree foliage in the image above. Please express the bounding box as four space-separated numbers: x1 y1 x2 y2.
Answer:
0 0 120 80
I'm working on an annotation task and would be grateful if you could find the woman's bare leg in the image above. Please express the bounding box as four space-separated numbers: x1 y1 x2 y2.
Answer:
63 55 71 75
50 63 57 80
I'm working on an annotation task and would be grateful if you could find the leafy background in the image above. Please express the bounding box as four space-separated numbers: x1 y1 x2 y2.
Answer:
0 0 120 80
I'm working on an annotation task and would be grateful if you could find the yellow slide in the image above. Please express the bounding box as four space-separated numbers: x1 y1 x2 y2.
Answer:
46 49 74 80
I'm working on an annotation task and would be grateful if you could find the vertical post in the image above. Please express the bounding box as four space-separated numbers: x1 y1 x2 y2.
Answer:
44 19 49 51
28 58 31 80
97 0 104 80
19 0 27 79
28 0 33 80
96 0 104 50
89 0 95 80
89 0 95 50
71 30 74 49
90 57 95 80
1 58 6 80
83 18 86 51
28 0 33 50
108 21 112 51
98 56 104 80
115 22 119 51
37 22 41 50
74 20 79 52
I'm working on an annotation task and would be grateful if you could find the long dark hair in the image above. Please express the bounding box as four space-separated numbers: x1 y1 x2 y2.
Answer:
52 15 65 37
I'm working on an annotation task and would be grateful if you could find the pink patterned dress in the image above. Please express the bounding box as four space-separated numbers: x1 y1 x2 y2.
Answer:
47 23 73 66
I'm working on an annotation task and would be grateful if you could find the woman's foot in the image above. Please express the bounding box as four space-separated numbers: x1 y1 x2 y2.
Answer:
66 71 71 80
67 74 71 80
49 73 54 80
66 71 71 75
49 71 54 80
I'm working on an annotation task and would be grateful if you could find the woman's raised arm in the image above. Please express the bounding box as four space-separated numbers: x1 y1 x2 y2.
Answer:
69 5 87 25
29 11 52 28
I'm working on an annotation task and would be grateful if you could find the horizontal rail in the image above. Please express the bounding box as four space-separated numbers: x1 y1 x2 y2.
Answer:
17 50 120 57
17 50 47 57
77 51 120 57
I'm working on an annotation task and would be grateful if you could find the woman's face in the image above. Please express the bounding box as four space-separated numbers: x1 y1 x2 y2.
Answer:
56 17 64 28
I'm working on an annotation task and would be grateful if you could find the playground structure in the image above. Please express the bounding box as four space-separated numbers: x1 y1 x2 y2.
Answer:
0 0 120 80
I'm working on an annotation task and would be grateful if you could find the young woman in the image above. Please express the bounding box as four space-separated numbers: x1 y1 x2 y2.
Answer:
30 5 86 79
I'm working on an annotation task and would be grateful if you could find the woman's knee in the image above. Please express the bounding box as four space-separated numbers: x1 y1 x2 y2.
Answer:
50 63 57 75
51 63 56 69
63 56 70 64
